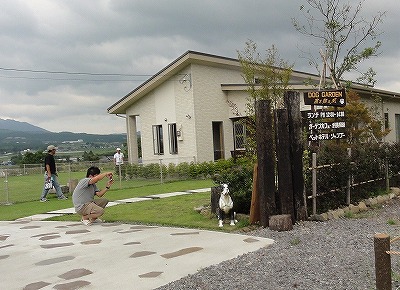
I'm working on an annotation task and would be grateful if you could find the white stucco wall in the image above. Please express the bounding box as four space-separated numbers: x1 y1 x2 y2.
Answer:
126 67 200 164
191 64 244 162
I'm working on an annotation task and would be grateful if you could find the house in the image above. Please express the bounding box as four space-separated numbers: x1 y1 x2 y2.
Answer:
107 51 400 165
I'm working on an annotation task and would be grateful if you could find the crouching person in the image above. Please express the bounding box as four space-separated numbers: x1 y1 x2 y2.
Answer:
72 166 114 226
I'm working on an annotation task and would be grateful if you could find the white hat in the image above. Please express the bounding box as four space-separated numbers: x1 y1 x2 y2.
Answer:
116 148 121 151
47 145 57 151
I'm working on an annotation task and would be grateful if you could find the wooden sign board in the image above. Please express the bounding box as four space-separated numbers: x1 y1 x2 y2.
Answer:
304 89 346 107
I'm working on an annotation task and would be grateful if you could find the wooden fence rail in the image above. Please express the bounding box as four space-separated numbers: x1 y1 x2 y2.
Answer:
309 148 391 215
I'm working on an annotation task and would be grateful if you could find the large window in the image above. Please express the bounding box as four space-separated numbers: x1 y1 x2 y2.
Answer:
233 119 246 150
152 125 164 155
168 123 178 154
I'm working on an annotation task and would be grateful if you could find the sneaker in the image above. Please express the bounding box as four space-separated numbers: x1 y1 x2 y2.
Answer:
81 219 92 226
92 218 104 223
58 195 68 200
40 198 48 202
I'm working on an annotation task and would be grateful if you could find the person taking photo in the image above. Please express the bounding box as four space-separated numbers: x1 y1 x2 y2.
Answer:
72 166 114 226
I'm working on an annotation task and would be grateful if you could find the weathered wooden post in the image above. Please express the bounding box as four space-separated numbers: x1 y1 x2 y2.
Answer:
346 148 352 205
249 163 260 224
255 99 276 227
210 186 220 214
284 91 307 221
312 152 317 215
374 233 391 290
68 179 78 193
275 108 295 223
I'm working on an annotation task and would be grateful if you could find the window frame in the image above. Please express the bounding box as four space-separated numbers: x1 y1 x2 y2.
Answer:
233 118 247 150
168 123 178 154
152 124 164 155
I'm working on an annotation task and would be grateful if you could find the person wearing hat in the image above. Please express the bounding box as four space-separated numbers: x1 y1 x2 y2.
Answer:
113 147 125 177
39 145 68 202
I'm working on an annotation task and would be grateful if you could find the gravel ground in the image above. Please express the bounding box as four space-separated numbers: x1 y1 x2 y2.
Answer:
156 197 400 290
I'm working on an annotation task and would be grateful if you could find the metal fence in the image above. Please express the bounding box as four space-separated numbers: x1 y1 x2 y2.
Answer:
0 161 116 177
0 157 201 204
0 161 116 204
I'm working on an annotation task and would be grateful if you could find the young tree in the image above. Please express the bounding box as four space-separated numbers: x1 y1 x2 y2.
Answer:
343 90 389 144
292 0 386 87
236 41 293 156
238 41 293 108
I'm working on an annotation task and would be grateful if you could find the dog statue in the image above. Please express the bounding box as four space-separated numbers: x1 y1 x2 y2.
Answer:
218 183 235 227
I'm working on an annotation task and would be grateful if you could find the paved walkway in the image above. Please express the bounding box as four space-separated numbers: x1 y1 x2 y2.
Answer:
0 189 274 290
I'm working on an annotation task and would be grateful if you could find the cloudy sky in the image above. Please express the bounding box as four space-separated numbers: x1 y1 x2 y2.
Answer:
1 0 399 134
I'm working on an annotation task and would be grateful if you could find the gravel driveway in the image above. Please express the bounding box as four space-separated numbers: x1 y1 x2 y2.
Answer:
156 196 400 290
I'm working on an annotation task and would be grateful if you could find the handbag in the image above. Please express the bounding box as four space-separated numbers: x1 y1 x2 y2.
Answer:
44 179 53 190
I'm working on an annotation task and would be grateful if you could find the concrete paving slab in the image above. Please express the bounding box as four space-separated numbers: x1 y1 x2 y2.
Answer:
16 214 66 221
0 221 274 290
145 192 192 199
47 208 76 214
186 188 211 193
115 197 153 203
106 201 121 207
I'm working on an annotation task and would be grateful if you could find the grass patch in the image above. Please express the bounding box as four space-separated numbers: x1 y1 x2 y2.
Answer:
1 171 213 203
1 174 250 232
0 177 213 220
290 237 301 246
344 211 354 219
51 192 245 232
0 198 72 221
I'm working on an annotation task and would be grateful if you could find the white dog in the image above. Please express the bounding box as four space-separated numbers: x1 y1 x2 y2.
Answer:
218 183 235 227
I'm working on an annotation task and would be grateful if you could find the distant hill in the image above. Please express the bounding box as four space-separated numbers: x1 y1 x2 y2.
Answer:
0 119 127 153
0 118 49 133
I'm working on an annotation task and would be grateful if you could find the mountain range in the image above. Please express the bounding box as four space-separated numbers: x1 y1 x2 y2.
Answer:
0 118 126 153
0 118 50 133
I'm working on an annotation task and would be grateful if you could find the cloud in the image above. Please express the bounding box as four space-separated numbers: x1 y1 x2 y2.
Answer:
0 0 399 134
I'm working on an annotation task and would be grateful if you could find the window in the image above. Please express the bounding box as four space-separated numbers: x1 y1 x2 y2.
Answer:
168 123 178 154
152 125 164 155
233 119 246 150
396 114 400 143
384 113 389 130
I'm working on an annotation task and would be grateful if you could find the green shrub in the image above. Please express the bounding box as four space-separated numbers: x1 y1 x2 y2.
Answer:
212 158 254 214
305 141 399 213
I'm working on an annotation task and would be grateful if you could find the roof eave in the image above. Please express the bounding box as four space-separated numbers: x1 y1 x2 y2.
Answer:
107 51 243 114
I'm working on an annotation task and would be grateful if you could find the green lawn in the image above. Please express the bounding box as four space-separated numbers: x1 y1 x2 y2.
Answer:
51 192 246 232
0 175 248 231
1 171 212 203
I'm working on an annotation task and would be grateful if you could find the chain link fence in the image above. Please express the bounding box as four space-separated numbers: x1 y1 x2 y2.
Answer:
0 161 116 204
0 157 206 204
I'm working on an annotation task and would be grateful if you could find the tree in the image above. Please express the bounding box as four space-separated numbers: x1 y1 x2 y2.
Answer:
343 90 389 144
82 151 99 161
292 0 386 87
236 41 293 156
237 42 307 225
21 151 46 164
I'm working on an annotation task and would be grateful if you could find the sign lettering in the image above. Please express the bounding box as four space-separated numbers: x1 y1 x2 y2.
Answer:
305 110 345 119
304 89 346 107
